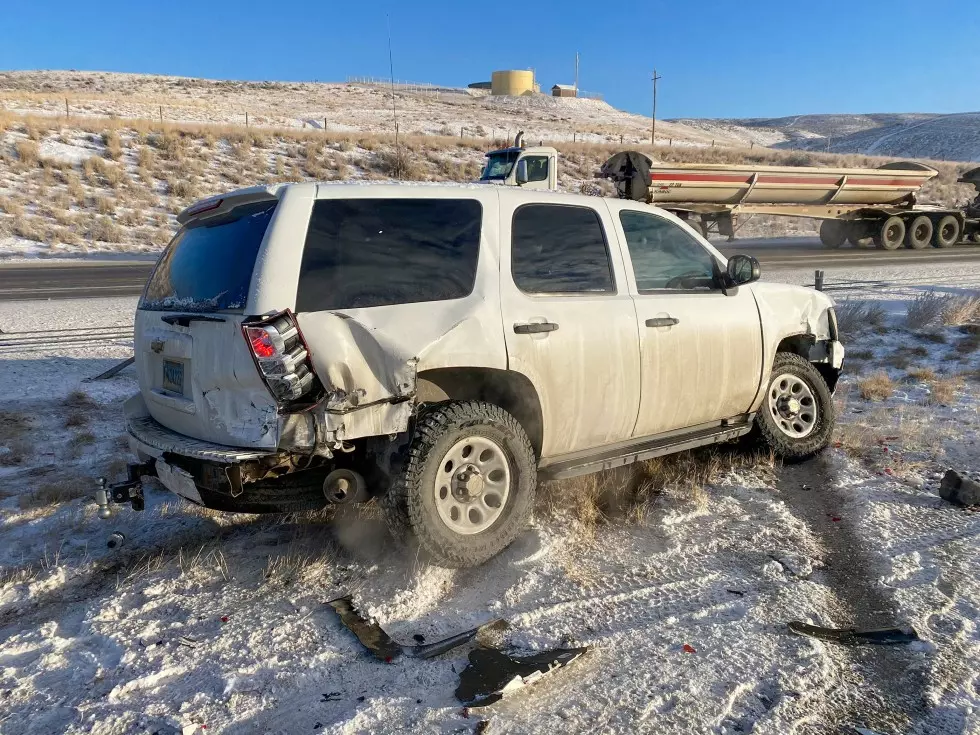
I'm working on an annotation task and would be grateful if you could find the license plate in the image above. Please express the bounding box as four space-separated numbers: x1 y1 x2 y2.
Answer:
162 359 184 394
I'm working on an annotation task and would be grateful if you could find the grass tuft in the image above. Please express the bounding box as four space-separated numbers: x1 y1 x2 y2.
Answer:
858 371 894 401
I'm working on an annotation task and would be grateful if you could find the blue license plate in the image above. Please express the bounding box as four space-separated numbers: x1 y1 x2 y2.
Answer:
162 359 184 394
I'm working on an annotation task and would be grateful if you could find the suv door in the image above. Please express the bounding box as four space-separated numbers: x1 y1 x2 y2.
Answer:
498 197 641 458
610 204 763 437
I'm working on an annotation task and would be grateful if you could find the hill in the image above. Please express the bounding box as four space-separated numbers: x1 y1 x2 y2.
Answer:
672 112 980 162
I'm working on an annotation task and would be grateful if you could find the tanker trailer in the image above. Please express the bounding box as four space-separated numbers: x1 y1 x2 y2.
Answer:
600 152 969 250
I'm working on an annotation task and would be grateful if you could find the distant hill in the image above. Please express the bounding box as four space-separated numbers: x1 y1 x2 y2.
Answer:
670 112 980 163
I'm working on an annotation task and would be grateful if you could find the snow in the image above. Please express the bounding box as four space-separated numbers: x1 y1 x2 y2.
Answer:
0 285 978 733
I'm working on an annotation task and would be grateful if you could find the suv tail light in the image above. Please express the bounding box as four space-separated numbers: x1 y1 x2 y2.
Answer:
243 310 320 404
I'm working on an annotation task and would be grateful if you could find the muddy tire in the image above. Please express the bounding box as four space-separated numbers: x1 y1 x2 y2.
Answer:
381 401 536 568
819 220 846 248
755 352 836 461
873 216 905 250
932 215 960 248
904 215 933 249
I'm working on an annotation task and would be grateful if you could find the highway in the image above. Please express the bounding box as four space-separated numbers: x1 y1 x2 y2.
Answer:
1 239 980 301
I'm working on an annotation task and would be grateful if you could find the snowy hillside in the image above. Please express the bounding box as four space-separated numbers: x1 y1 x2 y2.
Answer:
0 70 740 149
673 112 980 163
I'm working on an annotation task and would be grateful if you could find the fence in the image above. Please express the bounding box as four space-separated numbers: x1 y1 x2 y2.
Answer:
345 77 469 97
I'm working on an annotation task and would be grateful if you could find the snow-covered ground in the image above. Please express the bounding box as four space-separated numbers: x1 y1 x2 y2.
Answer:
0 289 978 734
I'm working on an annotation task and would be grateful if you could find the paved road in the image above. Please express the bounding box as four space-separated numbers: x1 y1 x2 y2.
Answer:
2 239 980 300
0 261 154 301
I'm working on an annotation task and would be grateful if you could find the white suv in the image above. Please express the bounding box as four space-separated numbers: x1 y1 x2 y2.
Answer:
125 182 844 567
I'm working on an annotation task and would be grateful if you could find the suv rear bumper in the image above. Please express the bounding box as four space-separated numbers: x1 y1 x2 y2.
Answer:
125 394 274 464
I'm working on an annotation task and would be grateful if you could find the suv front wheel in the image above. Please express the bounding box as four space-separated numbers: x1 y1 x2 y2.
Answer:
382 401 537 568
755 352 835 461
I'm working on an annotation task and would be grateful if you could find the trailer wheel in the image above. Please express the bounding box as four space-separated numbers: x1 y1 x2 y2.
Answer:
873 216 905 250
819 220 846 248
932 215 960 248
904 215 933 249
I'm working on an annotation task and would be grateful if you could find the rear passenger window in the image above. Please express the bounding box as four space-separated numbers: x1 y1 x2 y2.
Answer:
511 204 614 293
297 198 482 311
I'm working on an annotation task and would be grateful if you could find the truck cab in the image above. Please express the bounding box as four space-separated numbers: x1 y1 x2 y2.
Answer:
480 142 558 191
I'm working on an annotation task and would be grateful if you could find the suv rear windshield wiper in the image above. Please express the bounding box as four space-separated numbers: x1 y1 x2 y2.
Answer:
161 314 227 327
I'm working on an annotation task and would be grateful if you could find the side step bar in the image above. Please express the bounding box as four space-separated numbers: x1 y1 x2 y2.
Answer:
538 419 754 481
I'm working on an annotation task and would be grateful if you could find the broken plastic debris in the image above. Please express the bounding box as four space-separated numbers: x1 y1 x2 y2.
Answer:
326 595 503 661
939 470 980 507
682 644 696 653
787 621 919 645
455 646 588 707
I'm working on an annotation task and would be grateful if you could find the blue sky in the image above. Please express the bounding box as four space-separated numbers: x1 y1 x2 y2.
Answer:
1 0 977 119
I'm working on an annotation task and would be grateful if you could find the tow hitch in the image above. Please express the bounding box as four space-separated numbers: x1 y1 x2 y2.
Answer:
95 461 155 516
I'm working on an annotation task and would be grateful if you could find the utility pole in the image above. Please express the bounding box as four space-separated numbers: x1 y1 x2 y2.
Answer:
651 69 662 145
574 52 579 95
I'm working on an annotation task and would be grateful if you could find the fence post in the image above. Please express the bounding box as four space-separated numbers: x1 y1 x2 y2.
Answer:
620 134 623 144
711 139 715 147
814 269 825 291
159 106 163 124
669 138 672 146
65 98 69 119
245 111 249 127
573 131 576 142
324 117 327 131
750 141 754 149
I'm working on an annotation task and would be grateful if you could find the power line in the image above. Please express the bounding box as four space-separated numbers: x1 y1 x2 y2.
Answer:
651 69 662 145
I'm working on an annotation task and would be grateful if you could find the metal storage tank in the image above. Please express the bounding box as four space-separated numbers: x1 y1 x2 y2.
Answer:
491 70 536 96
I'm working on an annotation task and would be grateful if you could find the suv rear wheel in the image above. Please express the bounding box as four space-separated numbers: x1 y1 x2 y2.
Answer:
382 401 537 568
755 352 835 461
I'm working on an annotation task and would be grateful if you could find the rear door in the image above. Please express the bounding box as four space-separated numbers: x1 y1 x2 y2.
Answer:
610 203 763 437
498 197 640 458
135 198 286 449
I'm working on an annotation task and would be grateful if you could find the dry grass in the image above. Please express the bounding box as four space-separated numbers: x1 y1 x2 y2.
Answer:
374 148 426 180
15 139 40 166
87 216 124 243
93 194 116 216
904 366 936 383
17 476 93 510
537 446 775 540
904 292 948 330
102 129 123 160
858 371 894 401
0 195 25 217
940 295 980 326
835 300 886 336
926 375 962 405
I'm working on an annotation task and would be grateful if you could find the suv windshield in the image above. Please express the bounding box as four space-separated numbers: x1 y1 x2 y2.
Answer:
480 151 519 181
141 200 277 312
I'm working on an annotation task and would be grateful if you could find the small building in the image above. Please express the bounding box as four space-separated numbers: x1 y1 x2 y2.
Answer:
551 84 577 98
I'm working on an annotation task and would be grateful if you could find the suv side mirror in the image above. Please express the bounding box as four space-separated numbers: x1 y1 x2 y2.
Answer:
515 159 528 185
727 254 761 285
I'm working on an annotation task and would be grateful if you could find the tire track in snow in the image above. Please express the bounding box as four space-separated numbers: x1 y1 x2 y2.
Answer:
777 455 934 733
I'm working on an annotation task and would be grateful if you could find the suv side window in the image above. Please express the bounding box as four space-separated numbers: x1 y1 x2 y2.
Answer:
523 156 549 183
619 210 718 291
297 198 482 311
512 203 614 294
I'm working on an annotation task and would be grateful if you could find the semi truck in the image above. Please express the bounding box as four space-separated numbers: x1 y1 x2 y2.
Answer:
479 135 980 250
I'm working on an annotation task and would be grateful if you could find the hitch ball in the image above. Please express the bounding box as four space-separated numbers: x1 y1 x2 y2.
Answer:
323 469 368 505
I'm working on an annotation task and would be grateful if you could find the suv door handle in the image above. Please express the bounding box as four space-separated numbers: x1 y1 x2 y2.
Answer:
645 317 679 327
514 322 559 334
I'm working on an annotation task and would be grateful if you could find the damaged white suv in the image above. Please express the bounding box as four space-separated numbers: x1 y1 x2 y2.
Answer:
123 183 843 567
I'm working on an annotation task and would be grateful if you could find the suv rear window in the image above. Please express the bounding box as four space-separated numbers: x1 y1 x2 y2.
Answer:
141 200 276 312
297 198 482 311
